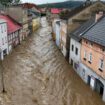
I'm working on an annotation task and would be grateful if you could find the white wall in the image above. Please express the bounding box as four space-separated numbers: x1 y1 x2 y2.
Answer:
0 21 8 60
55 22 61 48
1 23 8 50
69 38 81 64
69 38 81 75
52 19 60 35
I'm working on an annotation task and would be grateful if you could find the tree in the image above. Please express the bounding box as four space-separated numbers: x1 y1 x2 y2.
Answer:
0 0 20 6
12 0 21 4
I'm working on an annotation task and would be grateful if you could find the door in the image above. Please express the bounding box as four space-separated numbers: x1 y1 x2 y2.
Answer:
100 87 104 95
95 79 104 96
88 75 91 85
71 59 73 66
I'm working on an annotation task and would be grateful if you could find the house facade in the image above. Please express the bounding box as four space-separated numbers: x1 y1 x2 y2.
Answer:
70 38 81 75
27 11 33 35
22 3 41 34
0 15 21 53
50 8 61 25
32 17 40 32
69 16 95 76
59 1 105 60
80 16 105 102
55 21 61 48
60 20 68 57
0 3 4 13
81 39 105 102
0 19 8 60
6 5 29 42
52 19 60 41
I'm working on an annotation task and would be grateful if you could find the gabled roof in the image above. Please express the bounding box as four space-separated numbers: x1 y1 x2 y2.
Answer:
71 16 95 41
51 8 62 14
0 15 21 34
82 15 105 47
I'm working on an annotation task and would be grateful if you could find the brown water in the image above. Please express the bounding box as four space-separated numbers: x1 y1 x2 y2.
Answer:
0 17 104 105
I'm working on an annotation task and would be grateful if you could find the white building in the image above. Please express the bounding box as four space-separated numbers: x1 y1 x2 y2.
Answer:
69 17 95 77
0 19 8 60
52 19 61 48
55 21 61 48
70 38 81 75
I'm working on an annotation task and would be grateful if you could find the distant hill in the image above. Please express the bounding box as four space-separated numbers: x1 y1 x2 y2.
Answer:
38 1 84 9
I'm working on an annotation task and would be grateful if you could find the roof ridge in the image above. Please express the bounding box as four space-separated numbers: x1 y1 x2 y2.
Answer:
82 15 105 37
80 22 96 37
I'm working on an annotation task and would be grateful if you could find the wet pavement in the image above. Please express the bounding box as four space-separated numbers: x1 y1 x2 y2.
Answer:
0 17 105 105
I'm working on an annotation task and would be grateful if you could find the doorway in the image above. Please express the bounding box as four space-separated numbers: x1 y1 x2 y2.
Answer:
71 59 73 66
88 75 91 85
95 79 104 96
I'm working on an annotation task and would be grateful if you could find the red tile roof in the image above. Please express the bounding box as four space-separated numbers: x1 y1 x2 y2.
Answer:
0 15 21 34
51 8 62 14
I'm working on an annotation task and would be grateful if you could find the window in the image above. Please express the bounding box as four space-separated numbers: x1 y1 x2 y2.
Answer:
86 41 88 44
5 24 7 32
5 37 7 43
74 63 77 70
75 47 78 55
8 36 11 41
84 50 87 60
99 59 104 72
102 48 105 52
83 69 85 77
2 38 4 45
71 59 73 66
88 53 92 63
11 34 12 40
72 44 74 51
1 25 3 33
89 42 93 47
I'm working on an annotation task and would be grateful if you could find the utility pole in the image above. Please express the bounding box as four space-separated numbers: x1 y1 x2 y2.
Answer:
0 61 6 93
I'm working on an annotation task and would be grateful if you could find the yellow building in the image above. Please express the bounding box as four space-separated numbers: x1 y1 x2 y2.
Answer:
32 18 40 32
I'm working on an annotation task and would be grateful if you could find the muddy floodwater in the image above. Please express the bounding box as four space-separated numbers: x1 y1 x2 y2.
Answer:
0 17 105 105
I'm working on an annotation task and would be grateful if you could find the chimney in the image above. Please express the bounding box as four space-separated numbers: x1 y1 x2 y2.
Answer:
95 11 103 22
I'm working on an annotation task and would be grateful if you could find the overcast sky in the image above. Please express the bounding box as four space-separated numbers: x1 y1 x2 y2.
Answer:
21 0 68 4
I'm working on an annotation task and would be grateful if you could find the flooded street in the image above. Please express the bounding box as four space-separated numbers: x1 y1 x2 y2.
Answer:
0 17 105 105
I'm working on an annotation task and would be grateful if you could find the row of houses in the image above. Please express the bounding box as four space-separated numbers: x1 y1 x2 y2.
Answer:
51 0 105 102
0 3 41 60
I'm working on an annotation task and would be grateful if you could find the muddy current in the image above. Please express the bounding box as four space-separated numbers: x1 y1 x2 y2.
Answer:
0 17 104 105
